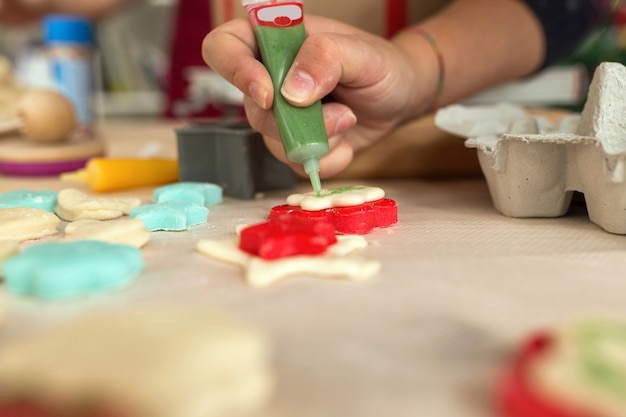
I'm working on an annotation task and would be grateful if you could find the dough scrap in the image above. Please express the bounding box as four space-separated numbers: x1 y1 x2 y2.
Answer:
153 182 223 206
3 240 144 301
286 185 385 211
0 207 60 242
0 309 274 417
197 235 379 287
0 189 57 212
55 188 141 221
63 218 150 248
130 201 209 231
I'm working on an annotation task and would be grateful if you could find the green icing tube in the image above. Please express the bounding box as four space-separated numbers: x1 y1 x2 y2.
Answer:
244 1 328 194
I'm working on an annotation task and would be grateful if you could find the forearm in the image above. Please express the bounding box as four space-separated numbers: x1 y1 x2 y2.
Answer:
393 0 544 116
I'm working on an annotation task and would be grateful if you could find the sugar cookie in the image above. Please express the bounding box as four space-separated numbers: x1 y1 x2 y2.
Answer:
0 207 60 242
130 201 209 231
0 189 57 211
197 235 379 287
55 188 141 221
286 185 385 211
153 182 223 206
0 309 274 417
63 218 150 248
3 240 144 301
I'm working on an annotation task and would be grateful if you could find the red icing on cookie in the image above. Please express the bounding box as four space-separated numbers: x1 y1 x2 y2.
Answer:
269 198 398 234
496 333 593 417
239 214 337 259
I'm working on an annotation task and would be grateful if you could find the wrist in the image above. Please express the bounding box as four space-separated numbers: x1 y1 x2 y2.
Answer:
392 26 445 121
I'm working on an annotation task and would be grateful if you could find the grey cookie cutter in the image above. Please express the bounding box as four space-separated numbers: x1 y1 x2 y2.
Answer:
176 120 295 200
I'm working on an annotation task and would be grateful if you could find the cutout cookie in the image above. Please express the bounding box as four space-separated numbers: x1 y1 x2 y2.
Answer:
0 189 57 212
153 182 223 206
0 241 18 277
197 235 379 287
55 188 141 221
286 185 385 211
0 207 60 242
0 309 274 417
130 201 209 231
3 240 144 301
63 218 150 248
498 316 626 417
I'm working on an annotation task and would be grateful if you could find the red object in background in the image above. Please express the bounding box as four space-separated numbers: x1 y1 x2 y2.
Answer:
163 0 232 119
496 333 594 417
269 198 398 235
239 214 337 259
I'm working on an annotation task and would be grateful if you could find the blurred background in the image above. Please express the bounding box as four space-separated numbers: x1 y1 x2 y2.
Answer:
2 0 626 122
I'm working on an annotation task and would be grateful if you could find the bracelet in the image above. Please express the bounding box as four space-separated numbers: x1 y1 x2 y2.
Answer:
408 27 445 112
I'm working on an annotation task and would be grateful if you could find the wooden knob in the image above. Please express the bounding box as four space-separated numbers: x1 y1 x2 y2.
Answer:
16 89 77 143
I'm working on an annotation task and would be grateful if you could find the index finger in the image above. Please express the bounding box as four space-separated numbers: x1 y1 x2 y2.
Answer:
202 18 274 109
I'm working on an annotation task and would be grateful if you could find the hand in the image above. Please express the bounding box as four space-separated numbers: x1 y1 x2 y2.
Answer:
202 15 438 178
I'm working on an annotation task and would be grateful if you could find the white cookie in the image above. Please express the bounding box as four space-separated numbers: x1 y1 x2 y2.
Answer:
197 235 380 287
286 185 385 211
0 207 60 242
0 309 274 417
55 188 141 221
63 218 150 248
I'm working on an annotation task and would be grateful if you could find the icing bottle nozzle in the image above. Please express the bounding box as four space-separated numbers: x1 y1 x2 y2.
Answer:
303 157 322 195
243 0 329 195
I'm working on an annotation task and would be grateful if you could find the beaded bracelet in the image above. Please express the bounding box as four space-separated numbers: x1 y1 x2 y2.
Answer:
408 27 445 112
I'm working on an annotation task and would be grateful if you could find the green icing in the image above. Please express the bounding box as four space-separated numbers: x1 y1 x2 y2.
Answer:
316 186 366 198
576 320 626 398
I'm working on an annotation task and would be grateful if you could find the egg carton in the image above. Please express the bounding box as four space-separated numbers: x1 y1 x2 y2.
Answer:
435 62 626 234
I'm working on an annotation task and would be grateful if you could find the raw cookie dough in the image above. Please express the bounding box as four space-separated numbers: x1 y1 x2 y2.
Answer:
287 185 385 211
153 182 223 206
0 189 57 211
63 218 150 248
0 309 274 417
130 201 209 231
197 234 379 287
0 241 18 277
3 240 144 301
55 188 141 221
0 207 60 241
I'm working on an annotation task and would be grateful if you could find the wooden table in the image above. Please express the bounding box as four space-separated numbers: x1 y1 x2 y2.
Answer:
2 116 625 417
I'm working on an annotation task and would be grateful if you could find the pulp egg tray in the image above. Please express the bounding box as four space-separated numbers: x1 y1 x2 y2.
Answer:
434 62 626 234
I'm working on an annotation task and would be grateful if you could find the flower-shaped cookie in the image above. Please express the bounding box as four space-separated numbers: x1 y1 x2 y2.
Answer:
270 198 397 234
3 241 144 301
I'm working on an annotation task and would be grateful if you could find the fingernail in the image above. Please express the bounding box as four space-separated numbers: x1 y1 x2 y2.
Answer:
335 110 357 133
249 82 268 109
281 70 315 103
